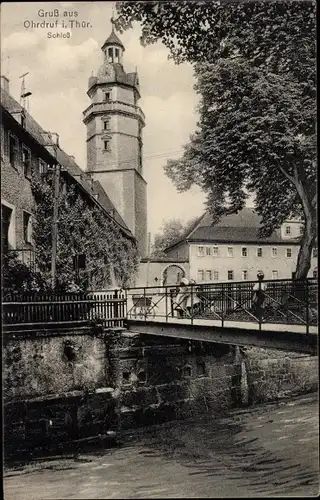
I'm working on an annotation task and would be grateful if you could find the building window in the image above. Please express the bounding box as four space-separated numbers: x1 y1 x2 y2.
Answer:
196 361 206 377
227 247 234 257
197 246 205 257
213 246 219 257
22 146 31 178
105 91 111 102
206 247 211 256
183 365 192 377
257 247 263 257
197 270 204 281
115 47 120 62
313 268 318 279
39 160 47 175
242 270 248 281
272 270 278 280
1 204 13 253
213 270 219 281
312 248 317 258
241 247 247 257
285 225 291 235
300 226 304 235
9 134 18 168
104 140 110 151
286 248 292 258
23 211 32 243
227 270 234 281
271 247 277 257
205 270 212 281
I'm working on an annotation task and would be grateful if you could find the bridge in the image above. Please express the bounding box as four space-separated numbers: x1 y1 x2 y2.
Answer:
2 278 318 355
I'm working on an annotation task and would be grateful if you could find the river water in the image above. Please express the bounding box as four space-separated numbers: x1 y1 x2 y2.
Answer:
4 394 319 499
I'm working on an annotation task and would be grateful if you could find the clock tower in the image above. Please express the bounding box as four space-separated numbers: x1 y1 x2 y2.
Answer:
83 25 147 257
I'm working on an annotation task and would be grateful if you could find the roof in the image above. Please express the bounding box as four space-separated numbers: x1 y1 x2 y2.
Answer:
101 30 125 50
92 180 128 228
165 208 301 249
1 87 133 239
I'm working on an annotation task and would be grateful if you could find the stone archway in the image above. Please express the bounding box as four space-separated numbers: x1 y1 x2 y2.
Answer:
162 264 186 286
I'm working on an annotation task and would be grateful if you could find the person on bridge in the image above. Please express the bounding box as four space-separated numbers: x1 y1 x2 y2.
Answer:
252 272 267 322
175 277 190 318
186 279 201 317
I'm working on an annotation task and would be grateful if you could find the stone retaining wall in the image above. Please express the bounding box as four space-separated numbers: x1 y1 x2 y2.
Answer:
3 326 318 461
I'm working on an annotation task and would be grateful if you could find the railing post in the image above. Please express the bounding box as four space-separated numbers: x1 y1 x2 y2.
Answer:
221 283 224 328
306 279 309 335
144 287 147 321
165 286 168 322
114 289 119 327
124 288 128 322
190 284 194 325
258 279 262 331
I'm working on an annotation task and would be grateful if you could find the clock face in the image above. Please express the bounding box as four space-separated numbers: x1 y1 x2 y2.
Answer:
105 65 112 77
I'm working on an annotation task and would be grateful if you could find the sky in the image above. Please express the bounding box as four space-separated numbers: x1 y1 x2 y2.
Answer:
1 1 207 239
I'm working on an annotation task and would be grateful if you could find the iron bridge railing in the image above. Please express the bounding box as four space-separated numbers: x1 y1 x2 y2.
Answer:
2 278 317 334
125 278 318 334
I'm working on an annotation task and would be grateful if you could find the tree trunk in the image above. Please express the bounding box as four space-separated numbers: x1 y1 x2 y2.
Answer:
295 194 316 280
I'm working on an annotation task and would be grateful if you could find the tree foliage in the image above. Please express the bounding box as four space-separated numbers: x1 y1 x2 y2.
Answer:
2 251 46 297
115 0 317 278
151 217 198 257
31 172 139 292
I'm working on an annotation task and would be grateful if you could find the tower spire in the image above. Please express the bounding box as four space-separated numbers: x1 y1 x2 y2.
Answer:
111 8 115 32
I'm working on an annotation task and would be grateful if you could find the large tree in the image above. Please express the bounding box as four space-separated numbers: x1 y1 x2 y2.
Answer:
115 0 317 279
151 217 198 257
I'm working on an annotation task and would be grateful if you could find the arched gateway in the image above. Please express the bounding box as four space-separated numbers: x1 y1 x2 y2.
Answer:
162 264 186 286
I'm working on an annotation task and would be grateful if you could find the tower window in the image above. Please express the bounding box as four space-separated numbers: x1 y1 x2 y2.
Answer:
103 119 110 131
104 140 110 151
138 142 142 171
115 48 119 62
108 47 113 62
105 92 111 102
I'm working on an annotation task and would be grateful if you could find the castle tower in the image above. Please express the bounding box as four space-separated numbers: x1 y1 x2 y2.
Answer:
83 25 147 257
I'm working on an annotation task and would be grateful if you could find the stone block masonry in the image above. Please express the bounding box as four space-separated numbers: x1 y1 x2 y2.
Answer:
3 326 318 462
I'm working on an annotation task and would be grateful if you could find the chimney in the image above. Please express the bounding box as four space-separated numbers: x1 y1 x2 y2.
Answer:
1 75 10 93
